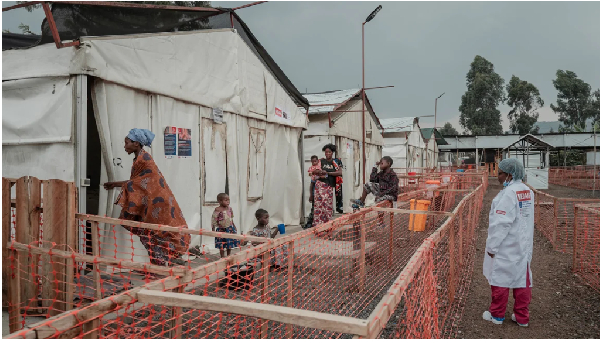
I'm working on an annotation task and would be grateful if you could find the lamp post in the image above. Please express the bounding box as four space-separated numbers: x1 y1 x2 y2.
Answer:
362 5 382 184
434 92 444 129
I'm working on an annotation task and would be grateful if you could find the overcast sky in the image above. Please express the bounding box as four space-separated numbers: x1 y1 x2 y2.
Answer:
4 1 600 132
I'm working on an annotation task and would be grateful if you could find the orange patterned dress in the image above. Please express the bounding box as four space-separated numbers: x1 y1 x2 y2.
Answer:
116 149 190 265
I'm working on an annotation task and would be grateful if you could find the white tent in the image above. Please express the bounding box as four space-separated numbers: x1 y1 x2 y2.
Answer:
3 28 308 257
301 89 384 214
380 117 426 171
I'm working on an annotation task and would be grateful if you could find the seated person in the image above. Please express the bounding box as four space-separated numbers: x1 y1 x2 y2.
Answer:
351 156 399 207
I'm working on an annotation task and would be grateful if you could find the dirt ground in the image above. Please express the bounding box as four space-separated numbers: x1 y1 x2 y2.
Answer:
456 181 600 339
542 184 600 199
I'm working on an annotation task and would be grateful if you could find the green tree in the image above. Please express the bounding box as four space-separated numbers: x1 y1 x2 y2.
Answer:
506 75 544 135
439 122 459 136
459 55 505 135
550 70 595 132
18 23 34 34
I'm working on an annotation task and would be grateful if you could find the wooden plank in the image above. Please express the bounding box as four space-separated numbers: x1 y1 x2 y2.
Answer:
458 207 464 266
76 214 271 243
448 219 456 303
260 253 269 338
10 242 187 277
27 178 41 313
8 248 22 333
15 177 36 310
286 241 294 339
553 198 558 245
4 275 189 339
42 180 68 316
65 183 76 311
83 221 102 339
2 178 12 309
572 206 579 272
372 207 455 217
358 219 366 292
136 290 370 336
170 285 185 339
388 213 394 269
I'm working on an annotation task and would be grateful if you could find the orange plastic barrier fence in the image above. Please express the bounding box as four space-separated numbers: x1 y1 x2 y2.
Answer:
573 204 600 293
549 166 599 191
4 172 487 339
530 187 600 254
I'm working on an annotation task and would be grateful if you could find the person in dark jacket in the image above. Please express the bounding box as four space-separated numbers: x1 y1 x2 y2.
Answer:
351 156 399 207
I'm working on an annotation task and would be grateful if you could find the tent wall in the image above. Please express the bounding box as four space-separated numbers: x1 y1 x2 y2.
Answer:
328 99 384 146
383 132 408 169
2 76 76 181
92 80 302 255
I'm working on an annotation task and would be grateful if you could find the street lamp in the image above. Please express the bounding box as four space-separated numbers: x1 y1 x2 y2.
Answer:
434 92 444 129
362 5 382 184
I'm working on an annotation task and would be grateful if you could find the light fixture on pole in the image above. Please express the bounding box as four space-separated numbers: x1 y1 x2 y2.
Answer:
362 5 382 184
434 92 444 129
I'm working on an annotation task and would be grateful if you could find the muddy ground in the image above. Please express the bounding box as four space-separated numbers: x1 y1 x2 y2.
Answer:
456 181 600 339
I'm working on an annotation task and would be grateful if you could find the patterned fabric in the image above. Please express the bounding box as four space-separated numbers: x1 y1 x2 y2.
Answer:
364 182 398 203
116 149 190 265
313 180 334 226
369 168 400 200
212 207 240 249
215 226 240 250
308 161 322 182
127 128 155 147
250 225 288 267
212 207 234 229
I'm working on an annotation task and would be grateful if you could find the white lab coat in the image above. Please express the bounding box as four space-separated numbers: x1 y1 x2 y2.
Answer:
483 180 534 288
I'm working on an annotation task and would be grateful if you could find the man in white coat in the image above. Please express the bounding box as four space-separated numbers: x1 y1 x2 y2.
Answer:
482 158 534 327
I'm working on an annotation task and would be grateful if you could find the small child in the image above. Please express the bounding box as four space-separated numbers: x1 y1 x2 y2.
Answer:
212 193 240 258
308 155 321 203
250 209 288 271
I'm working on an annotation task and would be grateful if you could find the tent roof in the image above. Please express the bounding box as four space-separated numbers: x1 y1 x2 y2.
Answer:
503 134 554 151
380 117 417 133
1 3 308 109
304 89 362 114
421 128 449 145
303 88 382 130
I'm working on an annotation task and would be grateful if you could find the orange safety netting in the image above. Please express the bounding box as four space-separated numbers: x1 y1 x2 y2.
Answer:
531 188 600 254
549 166 599 191
5 173 488 339
573 204 600 293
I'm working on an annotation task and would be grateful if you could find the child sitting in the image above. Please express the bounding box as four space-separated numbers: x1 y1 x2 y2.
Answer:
212 193 240 258
351 156 399 207
307 155 321 203
250 209 288 271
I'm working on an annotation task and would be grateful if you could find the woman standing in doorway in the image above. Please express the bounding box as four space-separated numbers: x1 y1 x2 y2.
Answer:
312 144 343 226
104 128 190 267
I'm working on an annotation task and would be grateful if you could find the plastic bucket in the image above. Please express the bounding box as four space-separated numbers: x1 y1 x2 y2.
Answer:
441 175 451 184
409 199 431 232
277 224 285 234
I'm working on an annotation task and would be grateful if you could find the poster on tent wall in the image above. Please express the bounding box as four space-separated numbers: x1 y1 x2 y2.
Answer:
178 128 192 158
164 126 177 158
274 106 292 125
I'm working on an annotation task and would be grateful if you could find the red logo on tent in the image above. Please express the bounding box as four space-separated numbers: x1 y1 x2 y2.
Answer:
516 190 531 202
275 107 283 118
496 210 506 215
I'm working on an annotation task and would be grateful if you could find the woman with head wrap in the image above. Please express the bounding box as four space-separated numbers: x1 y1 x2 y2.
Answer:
312 144 343 228
104 129 190 269
482 158 534 327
